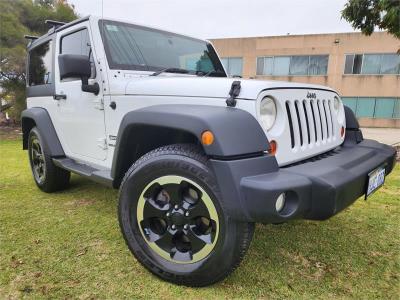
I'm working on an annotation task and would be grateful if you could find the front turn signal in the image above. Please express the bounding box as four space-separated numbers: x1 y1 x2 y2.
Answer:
269 140 277 155
201 130 214 146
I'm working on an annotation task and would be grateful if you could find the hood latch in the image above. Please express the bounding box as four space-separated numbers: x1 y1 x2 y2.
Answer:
226 81 241 107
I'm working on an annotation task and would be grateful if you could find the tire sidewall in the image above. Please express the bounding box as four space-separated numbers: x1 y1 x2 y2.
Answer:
27 127 70 193
119 153 241 283
28 127 47 187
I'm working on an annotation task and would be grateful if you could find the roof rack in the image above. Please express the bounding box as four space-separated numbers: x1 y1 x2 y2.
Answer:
45 20 66 28
24 35 39 40
24 35 39 46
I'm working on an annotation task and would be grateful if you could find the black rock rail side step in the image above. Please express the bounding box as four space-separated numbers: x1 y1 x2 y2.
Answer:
52 158 113 187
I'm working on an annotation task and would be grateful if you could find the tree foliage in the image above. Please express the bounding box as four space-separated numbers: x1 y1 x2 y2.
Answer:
342 0 400 39
0 0 78 119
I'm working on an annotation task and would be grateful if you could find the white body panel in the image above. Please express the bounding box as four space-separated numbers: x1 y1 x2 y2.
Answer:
104 95 257 168
53 21 107 162
27 15 346 172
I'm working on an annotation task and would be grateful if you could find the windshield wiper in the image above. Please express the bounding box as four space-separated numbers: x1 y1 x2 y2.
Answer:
203 70 226 77
151 68 190 76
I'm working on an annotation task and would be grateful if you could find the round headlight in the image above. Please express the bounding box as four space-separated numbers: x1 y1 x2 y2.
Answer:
334 96 345 124
334 96 340 112
260 97 277 131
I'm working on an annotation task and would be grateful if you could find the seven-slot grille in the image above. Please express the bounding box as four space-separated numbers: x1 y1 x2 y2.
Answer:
285 98 337 149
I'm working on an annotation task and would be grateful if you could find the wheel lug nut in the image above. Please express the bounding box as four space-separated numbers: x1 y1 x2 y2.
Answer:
185 211 189 217
166 212 170 217
174 205 179 210
171 224 176 230
184 224 189 230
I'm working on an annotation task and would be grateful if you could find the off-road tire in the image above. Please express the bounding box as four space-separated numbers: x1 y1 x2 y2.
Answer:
118 144 254 286
28 127 70 192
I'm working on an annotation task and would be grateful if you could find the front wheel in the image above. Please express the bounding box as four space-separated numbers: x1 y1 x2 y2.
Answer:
118 144 254 286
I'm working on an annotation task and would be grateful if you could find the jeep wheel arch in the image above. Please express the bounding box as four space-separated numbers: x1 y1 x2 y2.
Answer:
344 105 359 130
111 104 269 187
343 105 364 144
21 108 65 157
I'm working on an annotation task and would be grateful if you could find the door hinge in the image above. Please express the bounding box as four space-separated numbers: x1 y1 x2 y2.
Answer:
93 98 104 110
97 137 107 150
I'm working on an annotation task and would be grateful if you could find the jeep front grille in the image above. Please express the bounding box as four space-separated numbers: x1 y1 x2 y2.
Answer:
262 88 344 166
285 98 336 149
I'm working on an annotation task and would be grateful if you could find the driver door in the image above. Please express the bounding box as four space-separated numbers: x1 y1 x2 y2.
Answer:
53 22 107 161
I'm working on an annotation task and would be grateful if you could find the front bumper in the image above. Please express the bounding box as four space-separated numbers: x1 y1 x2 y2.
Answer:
211 138 396 223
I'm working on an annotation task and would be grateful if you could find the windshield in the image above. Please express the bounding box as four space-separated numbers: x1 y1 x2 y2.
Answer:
100 20 226 76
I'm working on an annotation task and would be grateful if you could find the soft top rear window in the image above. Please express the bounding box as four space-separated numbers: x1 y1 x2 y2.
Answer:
28 41 53 86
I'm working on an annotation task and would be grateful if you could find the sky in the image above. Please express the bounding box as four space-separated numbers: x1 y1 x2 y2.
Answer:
69 0 358 39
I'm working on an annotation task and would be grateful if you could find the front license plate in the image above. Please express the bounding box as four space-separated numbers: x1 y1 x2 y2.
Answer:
366 166 386 199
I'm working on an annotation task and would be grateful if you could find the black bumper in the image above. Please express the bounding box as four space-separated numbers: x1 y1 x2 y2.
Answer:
210 139 397 223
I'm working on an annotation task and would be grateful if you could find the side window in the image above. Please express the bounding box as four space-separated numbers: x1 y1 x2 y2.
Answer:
60 28 96 78
29 41 53 86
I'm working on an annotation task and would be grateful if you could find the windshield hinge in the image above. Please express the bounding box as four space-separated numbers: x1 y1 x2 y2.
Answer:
93 97 104 110
226 81 241 107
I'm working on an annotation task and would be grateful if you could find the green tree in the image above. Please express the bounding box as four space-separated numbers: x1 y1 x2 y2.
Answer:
342 0 400 39
0 0 78 120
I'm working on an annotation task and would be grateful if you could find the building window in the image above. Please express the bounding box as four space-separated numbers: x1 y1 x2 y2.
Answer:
344 53 400 75
221 57 243 77
28 41 53 86
290 56 309 75
257 55 328 76
309 55 329 75
344 54 362 74
342 97 400 119
274 56 290 75
381 54 400 74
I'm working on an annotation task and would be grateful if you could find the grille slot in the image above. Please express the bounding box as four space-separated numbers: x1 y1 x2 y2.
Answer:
328 100 336 137
302 100 311 144
286 102 295 148
323 100 331 138
285 97 338 149
310 100 318 142
294 101 304 146
317 100 326 140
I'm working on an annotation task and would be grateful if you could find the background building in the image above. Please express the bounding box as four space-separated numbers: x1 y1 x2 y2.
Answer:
211 32 400 128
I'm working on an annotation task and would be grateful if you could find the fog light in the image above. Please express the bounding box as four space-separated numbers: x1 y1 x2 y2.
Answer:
275 193 286 212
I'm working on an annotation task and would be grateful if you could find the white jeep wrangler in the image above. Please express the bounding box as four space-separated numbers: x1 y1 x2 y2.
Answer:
22 16 396 286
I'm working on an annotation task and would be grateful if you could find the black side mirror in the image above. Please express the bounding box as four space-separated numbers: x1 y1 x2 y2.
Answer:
58 54 99 95
59 54 91 79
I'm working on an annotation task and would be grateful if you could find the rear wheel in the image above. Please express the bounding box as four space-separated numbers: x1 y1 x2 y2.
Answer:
28 127 70 192
118 144 254 286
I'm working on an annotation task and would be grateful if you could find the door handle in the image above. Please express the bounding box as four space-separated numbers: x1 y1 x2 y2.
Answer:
109 101 116 110
54 94 67 100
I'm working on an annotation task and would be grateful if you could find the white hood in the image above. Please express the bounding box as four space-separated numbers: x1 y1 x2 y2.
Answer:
124 76 336 100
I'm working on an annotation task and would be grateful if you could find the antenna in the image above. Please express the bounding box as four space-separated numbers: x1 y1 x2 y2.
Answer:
45 20 66 29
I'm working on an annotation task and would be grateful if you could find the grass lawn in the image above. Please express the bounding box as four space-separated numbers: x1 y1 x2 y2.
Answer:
1 137 399 299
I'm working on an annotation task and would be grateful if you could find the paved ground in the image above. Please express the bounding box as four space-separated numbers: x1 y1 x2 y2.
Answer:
361 128 400 146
